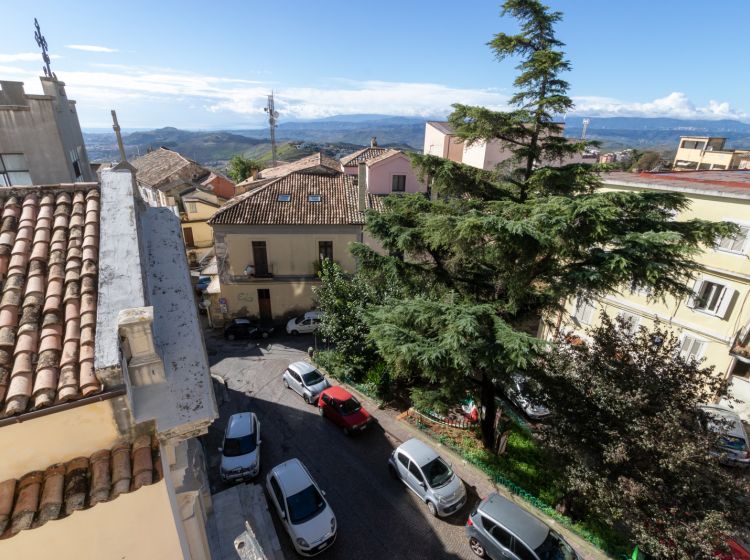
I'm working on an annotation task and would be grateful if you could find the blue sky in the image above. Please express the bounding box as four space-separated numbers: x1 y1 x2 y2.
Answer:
1 0 747 129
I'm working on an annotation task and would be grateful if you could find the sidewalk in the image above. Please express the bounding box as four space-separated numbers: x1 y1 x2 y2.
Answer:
340 381 613 560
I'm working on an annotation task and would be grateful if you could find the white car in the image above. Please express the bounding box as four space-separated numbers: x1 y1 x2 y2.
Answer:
283 362 330 404
266 458 337 556
286 311 323 335
220 412 261 482
388 438 467 517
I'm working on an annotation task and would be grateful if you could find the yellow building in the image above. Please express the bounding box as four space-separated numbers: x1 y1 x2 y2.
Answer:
209 167 383 323
542 170 750 418
0 165 217 558
673 136 750 171
180 187 224 267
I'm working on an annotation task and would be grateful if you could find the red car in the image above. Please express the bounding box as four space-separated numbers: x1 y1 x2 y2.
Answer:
317 386 374 435
717 539 750 560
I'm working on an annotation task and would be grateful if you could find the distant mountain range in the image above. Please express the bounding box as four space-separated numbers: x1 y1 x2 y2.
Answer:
83 115 750 167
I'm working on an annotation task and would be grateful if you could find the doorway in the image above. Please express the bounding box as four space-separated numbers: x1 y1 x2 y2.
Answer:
183 227 194 247
258 289 272 322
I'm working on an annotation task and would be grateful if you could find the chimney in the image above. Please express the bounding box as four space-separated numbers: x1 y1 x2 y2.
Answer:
370 136 377 148
118 307 166 386
358 162 367 212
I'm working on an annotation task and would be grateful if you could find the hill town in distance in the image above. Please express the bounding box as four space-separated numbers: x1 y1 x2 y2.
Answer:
0 2 749 560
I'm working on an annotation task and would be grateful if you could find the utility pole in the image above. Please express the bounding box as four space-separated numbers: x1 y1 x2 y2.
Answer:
264 92 279 168
111 110 127 162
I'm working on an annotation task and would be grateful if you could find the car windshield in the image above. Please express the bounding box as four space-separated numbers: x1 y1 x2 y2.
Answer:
302 370 324 385
339 397 361 415
422 457 453 488
535 530 576 560
286 484 326 524
720 435 748 451
294 315 305 324
223 434 256 457
234 318 250 325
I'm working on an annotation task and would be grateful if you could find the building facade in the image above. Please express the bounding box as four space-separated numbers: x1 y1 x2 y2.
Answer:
0 166 217 558
542 170 750 418
672 136 750 171
0 77 94 185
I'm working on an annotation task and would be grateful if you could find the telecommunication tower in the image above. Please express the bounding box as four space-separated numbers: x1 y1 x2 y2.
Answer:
264 93 279 168
581 118 591 140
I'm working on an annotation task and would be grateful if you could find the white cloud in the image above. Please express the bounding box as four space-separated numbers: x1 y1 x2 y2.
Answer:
0 53 60 63
65 44 118 53
572 92 749 121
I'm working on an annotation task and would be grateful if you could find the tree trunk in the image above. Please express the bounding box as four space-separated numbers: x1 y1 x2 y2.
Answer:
480 373 497 449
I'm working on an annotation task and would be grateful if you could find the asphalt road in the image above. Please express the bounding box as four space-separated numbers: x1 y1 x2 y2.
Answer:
202 331 477 560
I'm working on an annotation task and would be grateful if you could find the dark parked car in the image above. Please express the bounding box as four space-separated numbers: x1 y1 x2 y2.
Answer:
223 318 274 341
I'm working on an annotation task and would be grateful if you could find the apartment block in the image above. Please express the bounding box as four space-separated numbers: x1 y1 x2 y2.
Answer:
673 136 750 171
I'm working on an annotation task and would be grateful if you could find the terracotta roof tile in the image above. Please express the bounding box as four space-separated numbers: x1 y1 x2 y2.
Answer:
236 152 342 189
340 146 389 167
0 187 101 417
131 147 205 190
211 171 378 226
0 437 161 538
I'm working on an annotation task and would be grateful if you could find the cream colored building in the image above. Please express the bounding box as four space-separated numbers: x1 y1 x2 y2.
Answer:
673 136 750 171
542 170 750 418
180 187 225 267
0 166 217 558
210 166 383 324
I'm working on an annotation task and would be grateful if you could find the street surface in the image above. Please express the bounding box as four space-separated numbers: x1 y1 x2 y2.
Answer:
203 331 477 560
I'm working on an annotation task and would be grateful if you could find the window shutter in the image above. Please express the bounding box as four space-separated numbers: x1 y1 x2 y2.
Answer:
715 286 735 319
686 277 703 309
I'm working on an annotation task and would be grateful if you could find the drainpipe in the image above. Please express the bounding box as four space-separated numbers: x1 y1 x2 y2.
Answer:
358 162 367 212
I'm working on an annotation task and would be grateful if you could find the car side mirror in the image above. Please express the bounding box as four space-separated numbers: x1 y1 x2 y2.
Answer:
218 447 223 453
420 482 426 488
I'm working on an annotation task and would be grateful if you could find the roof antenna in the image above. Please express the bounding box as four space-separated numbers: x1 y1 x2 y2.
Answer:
264 92 279 168
34 18 56 80
111 110 127 162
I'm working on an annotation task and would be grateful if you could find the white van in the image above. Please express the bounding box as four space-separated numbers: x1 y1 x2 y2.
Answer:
286 311 324 335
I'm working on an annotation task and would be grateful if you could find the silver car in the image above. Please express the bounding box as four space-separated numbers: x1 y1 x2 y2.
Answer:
283 362 330 404
505 373 551 421
388 438 467 517
466 493 580 559
220 412 261 482
699 404 750 467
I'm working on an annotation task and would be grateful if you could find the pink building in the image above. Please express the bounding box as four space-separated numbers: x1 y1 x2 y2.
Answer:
364 149 427 195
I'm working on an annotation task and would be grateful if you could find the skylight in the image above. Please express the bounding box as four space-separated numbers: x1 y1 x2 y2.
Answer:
308 194 322 202
277 194 291 202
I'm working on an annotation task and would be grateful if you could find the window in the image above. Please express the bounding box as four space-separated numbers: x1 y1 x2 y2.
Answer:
396 453 409 468
308 194 322 202
408 462 424 483
269 476 286 515
681 140 705 150
481 516 512 548
679 334 706 362
0 154 31 186
514 541 537 560
617 311 640 334
186 202 197 214
69 147 83 181
319 241 333 262
573 296 596 325
277 194 291 202
716 224 750 255
689 278 735 318
628 281 652 297
392 174 406 192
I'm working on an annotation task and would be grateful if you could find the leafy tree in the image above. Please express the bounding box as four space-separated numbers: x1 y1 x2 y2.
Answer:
348 0 736 449
537 316 749 559
226 154 263 183
632 150 662 172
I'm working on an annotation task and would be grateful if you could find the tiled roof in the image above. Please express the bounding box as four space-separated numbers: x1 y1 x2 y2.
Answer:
131 148 205 189
236 153 342 189
0 435 161 538
603 170 750 200
340 147 389 167
210 171 369 226
427 121 455 135
365 148 403 166
0 187 102 417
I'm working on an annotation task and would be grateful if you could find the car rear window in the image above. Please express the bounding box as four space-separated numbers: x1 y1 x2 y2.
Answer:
287 484 326 525
535 530 576 560
302 370 324 385
223 434 256 457
339 397 361 416
720 435 748 451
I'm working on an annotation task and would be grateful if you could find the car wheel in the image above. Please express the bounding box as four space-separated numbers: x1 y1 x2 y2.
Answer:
227 333 236 341
283 378 290 389
303 394 311 404
469 537 485 558
426 500 438 517
291 330 299 336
